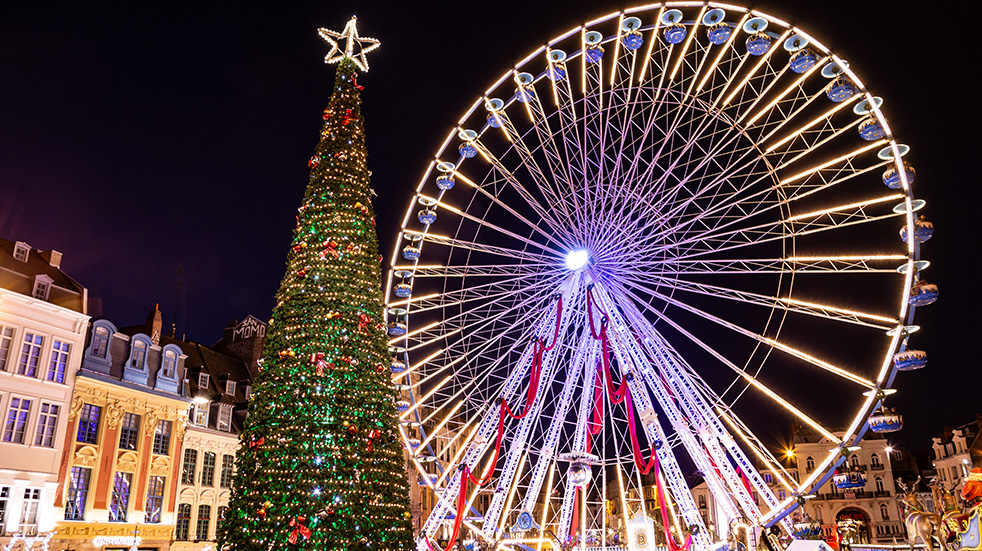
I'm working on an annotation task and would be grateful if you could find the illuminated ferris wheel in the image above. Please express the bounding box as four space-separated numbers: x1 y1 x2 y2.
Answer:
384 4 935 550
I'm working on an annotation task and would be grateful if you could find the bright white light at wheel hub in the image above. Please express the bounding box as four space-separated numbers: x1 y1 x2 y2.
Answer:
565 249 589 270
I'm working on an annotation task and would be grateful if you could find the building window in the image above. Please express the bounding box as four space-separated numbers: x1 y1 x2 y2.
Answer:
118 412 141 451
806 456 815 471
34 403 59 447
91 326 110 357
152 420 172 455
77 403 101 444
64 466 91 520
191 403 208 426
217 404 233 432
201 452 216 486
161 349 178 378
217 505 228 533
225 380 236 395
19 488 41 535
181 449 198 484
0 326 14 370
244 385 252 400
3 397 32 443
145 476 165 523
875 477 884 493
17 332 44 377
764 473 773 484
196 504 212 541
198 372 210 389
0 486 9 525
109 472 132 522
220 454 234 488
778 490 786 500
129 338 148 370
46 340 71 383
880 503 890 520
32 276 52 300
871 453 881 468
850 454 860 468
176 503 192 540
814 507 823 523
698 495 706 508
13 242 30 262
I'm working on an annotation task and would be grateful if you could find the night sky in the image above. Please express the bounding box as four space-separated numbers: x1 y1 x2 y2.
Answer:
1 2 977 453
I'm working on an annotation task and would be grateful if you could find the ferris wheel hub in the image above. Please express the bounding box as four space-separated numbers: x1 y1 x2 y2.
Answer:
565 248 590 270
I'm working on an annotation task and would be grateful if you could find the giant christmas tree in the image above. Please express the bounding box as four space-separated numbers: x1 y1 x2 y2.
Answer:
220 17 415 550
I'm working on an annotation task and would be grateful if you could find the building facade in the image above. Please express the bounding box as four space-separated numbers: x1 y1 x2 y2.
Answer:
0 238 89 543
171 316 261 550
930 416 981 506
791 426 907 546
51 307 191 551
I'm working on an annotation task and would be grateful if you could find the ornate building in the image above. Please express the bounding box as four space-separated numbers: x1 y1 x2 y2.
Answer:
51 306 190 550
930 415 981 504
0 238 89 543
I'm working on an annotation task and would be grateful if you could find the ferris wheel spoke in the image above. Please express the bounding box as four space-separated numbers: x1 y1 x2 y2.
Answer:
649 254 907 275
392 263 554 279
612 279 841 443
633 272 897 330
715 405 800 493
762 92 860 154
656 197 902 261
739 55 828 128
406 230 556 264
693 13 749 95
419 194 565 257
617 277 875 389
465 127 570 237
446 169 570 250
719 29 791 111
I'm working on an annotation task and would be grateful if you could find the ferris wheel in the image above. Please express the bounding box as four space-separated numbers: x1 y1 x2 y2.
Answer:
384 4 934 551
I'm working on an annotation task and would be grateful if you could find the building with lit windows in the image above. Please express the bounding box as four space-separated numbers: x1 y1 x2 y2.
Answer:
790 424 910 547
0 237 89 544
51 306 190 551
171 317 262 550
930 415 981 507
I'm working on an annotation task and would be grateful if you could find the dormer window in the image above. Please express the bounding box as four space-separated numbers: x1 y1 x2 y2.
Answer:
217 404 233 432
32 275 53 301
91 326 110 357
198 372 210 389
122 334 151 386
244 385 252 400
190 403 208 427
225 380 236 395
13 242 30 262
130 339 147 369
161 350 177 379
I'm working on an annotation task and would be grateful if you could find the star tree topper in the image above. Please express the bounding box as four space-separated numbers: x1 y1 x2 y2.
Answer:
318 16 380 72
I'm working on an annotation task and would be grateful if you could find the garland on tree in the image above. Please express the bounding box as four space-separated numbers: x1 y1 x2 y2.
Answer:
219 22 414 550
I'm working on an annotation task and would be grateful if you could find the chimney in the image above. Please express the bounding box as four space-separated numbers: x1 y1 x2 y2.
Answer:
39 250 63 269
146 304 163 345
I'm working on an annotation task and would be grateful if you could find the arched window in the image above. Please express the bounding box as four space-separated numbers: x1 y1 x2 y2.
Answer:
814 507 823 523
880 503 890 520
155 344 182 393
83 320 117 373
806 456 815 472
850 454 860 468
870 453 880 468
698 495 706 508
92 326 110 357
875 477 884 492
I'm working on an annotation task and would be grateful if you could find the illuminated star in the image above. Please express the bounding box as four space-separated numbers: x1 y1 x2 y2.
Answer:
317 16 380 72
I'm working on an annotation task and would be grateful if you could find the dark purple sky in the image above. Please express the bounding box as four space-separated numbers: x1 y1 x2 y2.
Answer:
1 2 976 450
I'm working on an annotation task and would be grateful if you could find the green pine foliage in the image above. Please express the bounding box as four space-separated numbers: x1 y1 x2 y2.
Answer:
219 57 415 551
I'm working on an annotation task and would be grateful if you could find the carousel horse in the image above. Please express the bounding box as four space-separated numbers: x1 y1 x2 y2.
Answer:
898 477 942 551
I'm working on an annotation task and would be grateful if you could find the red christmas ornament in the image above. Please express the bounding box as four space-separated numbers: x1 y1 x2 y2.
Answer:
288 515 312 544
308 156 320 168
248 436 265 451
367 428 381 452
347 425 359 436
342 108 354 125
375 363 386 375
297 268 307 278
351 74 364 90
323 108 333 120
310 352 329 376
358 313 371 332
